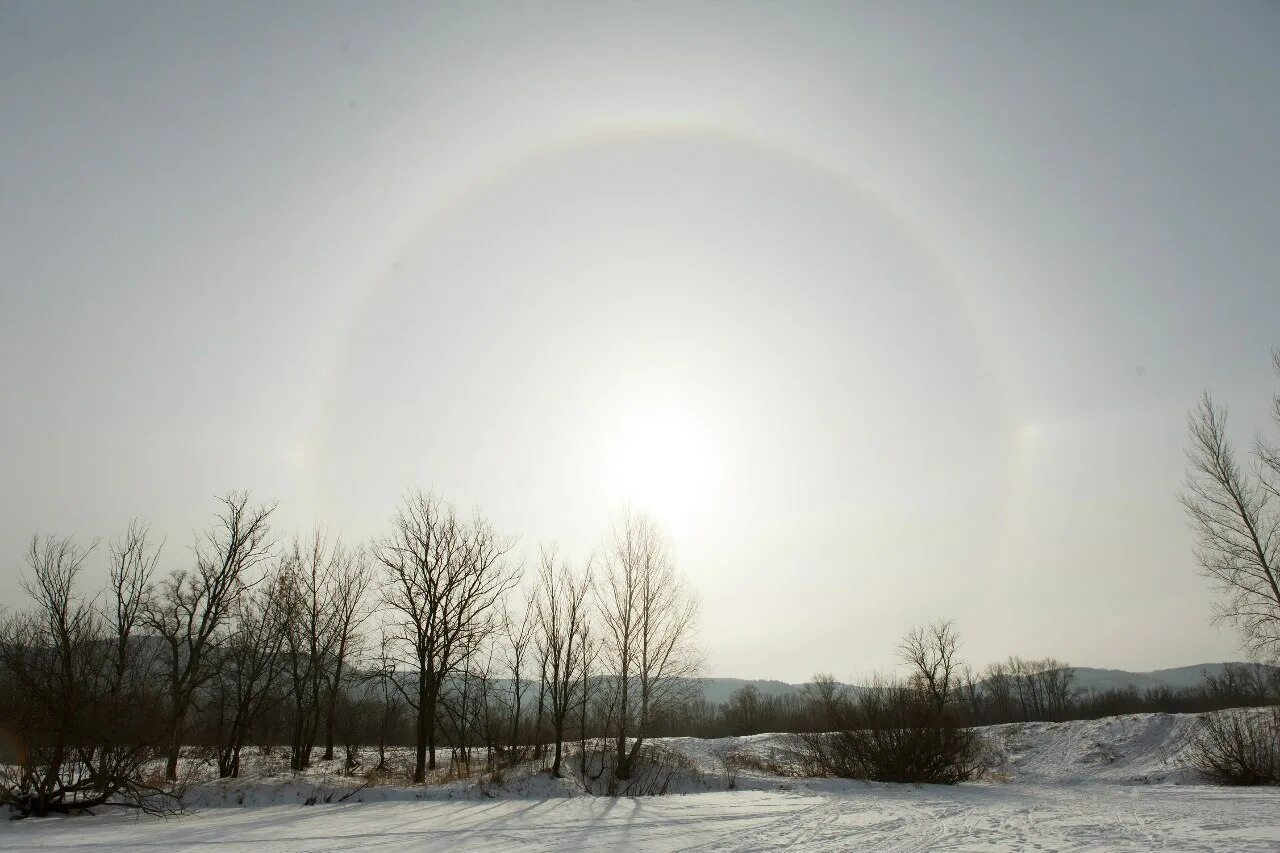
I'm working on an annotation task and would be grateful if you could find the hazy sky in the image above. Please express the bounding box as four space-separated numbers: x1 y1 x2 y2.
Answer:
3 2 1278 681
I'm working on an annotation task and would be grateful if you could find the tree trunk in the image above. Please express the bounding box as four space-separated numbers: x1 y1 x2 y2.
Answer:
414 700 428 784
323 702 337 761
166 721 182 781
615 672 630 779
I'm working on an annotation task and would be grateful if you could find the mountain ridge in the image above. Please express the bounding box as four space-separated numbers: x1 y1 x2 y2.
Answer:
699 662 1272 705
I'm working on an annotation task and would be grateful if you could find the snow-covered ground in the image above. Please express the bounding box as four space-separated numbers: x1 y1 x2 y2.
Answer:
4 712 1280 851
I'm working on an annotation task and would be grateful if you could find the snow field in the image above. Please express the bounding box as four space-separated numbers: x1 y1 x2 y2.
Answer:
4 710 1279 851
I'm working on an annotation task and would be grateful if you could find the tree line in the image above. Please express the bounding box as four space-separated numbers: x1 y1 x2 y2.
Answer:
0 494 701 816
702 652 1280 741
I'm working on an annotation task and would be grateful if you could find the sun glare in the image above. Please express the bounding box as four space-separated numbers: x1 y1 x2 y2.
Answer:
613 405 717 523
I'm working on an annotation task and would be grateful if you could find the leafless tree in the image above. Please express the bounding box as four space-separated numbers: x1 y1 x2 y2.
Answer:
439 659 479 775
1035 659 1077 719
144 493 275 779
533 545 592 775
532 641 549 761
596 511 702 783
364 633 406 772
724 684 766 736
466 645 504 768
274 529 371 771
1203 662 1280 706
1182 355 1280 661
576 614 598 778
1001 656 1075 721
500 594 537 762
800 673 850 731
899 619 962 711
376 491 518 782
1 534 177 817
954 665 982 717
210 568 287 778
322 543 371 761
2 536 99 815
106 522 160 694
278 549 323 771
981 661 1015 722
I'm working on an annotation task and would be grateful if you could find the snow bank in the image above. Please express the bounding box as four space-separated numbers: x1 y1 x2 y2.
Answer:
983 712 1200 785
665 708 1279 788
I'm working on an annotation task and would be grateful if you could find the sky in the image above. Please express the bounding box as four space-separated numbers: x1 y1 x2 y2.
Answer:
2 2 1279 682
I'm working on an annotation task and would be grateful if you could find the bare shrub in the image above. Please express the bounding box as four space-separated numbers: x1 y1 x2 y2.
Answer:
577 739 702 795
1191 708 1280 785
795 677 982 784
717 752 739 789
723 748 804 778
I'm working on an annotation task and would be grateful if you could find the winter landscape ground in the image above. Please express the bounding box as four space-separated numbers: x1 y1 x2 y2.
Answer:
4 711 1279 852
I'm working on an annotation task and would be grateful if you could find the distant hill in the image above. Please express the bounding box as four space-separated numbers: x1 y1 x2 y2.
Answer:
700 663 1275 705
1071 663 1276 694
697 678 828 706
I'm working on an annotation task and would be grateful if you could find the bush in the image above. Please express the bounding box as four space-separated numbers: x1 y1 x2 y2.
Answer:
794 678 982 784
1190 708 1280 785
722 748 804 779
576 739 704 795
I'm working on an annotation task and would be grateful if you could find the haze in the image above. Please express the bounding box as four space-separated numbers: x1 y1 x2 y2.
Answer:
2 1 1278 682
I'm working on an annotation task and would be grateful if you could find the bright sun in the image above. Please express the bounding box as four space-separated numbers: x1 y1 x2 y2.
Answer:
612 405 717 523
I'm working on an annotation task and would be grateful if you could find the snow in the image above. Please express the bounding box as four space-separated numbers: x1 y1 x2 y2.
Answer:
4 712 1280 851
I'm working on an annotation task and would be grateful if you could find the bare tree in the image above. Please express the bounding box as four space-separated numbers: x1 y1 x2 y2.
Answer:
576 615 598 778
596 511 701 783
800 673 849 732
533 545 592 775
106 522 160 694
981 661 1015 722
999 656 1076 722
466 645 503 769
1036 659 1077 720
724 684 765 736
500 594 537 763
532 641 549 761
364 633 406 773
2 536 99 815
1183 356 1280 661
322 543 371 761
376 491 518 782
439 659 479 775
276 530 371 770
145 492 276 780
210 568 287 778
279 544 324 772
899 619 962 711
1 534 177 817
